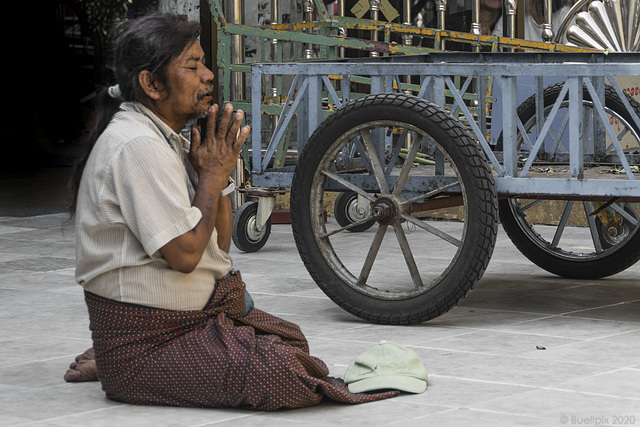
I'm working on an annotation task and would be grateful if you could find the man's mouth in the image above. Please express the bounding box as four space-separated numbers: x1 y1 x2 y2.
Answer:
198 86 214 101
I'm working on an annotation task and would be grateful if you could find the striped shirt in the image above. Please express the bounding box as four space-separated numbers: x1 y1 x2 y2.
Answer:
75 102 233 311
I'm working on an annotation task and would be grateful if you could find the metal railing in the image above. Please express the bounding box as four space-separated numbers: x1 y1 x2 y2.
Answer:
249 52 640 201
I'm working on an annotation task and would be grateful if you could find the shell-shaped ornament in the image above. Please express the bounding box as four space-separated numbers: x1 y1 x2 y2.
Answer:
565 0 640 51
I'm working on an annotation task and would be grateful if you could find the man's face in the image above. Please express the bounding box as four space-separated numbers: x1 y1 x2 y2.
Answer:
157 40 214 131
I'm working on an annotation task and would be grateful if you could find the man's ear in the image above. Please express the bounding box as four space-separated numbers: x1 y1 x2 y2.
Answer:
138 70 164 100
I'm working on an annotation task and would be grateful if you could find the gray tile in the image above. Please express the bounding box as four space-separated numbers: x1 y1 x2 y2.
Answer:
518 337 640 368
1 214 640 427
236 397 450 427
413 329 581 357
0 383 118 423
25 404 257 427
414 407 554 426
439 355 612 388
471 388 640 421
556 368 640 399
396 375 535 408
492 315 640 340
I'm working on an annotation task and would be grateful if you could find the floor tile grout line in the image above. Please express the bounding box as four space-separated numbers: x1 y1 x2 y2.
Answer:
10 403 125 427
191 412 261 426
252 292 329 300
432 372 640 402
399 344 639 369
0 352 94 369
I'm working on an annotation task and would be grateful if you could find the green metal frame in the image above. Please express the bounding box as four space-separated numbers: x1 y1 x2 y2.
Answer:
207 0 594 104
205 0 599 173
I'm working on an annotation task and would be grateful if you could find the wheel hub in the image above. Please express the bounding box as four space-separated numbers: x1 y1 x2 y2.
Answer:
347 198 371 221
607 226 619 238
246 216 266 242
372 197 400 225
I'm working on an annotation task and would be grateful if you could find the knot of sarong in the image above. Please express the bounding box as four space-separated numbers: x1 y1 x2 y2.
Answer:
204 269 247 319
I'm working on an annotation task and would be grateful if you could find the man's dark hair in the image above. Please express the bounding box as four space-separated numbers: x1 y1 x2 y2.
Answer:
69 13 200 216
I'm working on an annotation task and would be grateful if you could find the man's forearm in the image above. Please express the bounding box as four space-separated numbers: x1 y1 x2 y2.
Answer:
215 195 233 253
160 173 227 273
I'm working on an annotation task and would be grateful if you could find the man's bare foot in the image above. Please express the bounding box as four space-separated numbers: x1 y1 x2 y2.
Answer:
64 347 99 382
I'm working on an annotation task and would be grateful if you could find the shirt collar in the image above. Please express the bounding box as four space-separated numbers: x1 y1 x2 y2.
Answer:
121 102 191 153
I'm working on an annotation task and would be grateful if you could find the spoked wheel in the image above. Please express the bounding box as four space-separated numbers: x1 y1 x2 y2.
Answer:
232 201 271 253
500 199 640 279
290 93 498 325
498 83 640 279
333 191 375 232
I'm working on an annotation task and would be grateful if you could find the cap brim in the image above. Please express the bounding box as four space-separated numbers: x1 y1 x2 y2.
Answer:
347 375 427 394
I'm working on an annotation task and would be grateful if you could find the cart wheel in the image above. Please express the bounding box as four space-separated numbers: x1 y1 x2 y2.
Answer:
290 93 498 325
232 201 271 253
498 83 640 279
334 191 375 232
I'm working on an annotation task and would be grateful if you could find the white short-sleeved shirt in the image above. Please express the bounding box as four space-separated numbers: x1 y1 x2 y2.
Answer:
75 102 233 311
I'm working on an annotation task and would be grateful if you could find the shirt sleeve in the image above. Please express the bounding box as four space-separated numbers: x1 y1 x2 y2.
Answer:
110 135 203 257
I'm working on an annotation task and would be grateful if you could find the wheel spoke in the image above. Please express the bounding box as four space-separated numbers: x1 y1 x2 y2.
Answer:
610 203 639 226
550 200 573 248
393 135 423 197
359 128 391 194
583 201 605 253
402 213 461 247
516 199 544 214
318 216 375 238
392 222 424 289
385 129 411 175
321 170 376 202
356 224 388 286
405 181 461 204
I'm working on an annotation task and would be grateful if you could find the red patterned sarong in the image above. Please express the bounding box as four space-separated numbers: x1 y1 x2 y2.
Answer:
86 270 397 410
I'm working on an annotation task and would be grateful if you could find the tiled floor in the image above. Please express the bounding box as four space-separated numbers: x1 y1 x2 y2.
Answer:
1 211 639 426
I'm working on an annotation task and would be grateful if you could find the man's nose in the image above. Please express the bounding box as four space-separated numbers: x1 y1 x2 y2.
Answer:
202 66 214 82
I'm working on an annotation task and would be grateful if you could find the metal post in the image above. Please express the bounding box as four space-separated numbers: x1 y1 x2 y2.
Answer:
401 0 412 45
542 0 553 42
370 0 381 57
502 76 518 177
471 0 481 52
270 0 279 149
436 0 447 50
568 77 584 178
229 0 245 100
402 0 412 92
227 0 245 208
338 0 346 58
303 1 315 59
270 0 278 98
505 0 517 38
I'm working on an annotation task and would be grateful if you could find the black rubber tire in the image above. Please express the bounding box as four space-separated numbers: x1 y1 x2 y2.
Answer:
498 83 640 279
290 93 498 325
333 191 375 232
232 201 271 253
500 199 640 279
496 82 640 153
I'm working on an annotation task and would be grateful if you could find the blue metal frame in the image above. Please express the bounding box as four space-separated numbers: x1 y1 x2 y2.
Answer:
249 52 640 200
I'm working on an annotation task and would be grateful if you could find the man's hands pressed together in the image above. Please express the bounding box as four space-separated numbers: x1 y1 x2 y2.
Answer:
160 104 250 273
189 103 249 185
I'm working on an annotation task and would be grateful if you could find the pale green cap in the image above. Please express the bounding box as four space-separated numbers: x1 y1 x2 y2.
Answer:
345 341 428 394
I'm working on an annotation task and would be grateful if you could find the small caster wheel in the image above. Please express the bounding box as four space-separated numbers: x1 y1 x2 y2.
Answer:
232 201 271 252
334 191 375 232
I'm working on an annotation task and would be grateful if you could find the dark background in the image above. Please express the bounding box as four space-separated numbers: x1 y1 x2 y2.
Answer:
0 0 212 216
